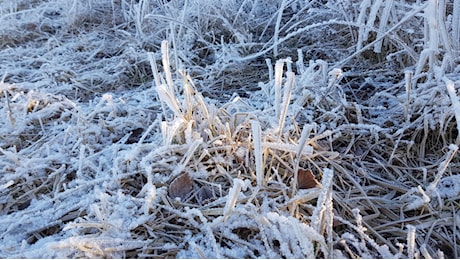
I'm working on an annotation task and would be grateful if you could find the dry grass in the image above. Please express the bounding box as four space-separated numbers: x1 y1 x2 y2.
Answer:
1 0 460 258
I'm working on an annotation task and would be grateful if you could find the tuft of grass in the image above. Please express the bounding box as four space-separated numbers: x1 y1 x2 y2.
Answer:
1 0 460 258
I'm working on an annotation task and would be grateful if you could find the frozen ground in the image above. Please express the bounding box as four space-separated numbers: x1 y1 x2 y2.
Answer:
0 0 460 258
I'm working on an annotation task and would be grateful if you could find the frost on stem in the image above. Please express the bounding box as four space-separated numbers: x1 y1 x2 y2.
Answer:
437 174 460 199
274 60 284 122
223 178 245 222
156 84 183 119
444 78 460 145
401 186 430 211
2 86 15 128
327 68 343 88
356 0 371 51
277 71 295 135
406 225 416 259
161 40 175 97
427 142 458 197
251 120 263 187
311 168 334 256
373 0 394 53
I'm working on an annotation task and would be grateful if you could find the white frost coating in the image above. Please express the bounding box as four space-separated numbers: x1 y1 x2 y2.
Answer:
273 0 287 58
177 138 203 175
251 120 263 187
262 142 313 156
296 124 314 159
406 225 416 259
419 243 432 259
374 0 393 53
296 49 305 73
404 186 430 211
453 1 460 49
161 40 175 97
147 52 161 87
266 58 273 82
0 180 14 191
285 188 321 205
426 0 439 53
427 142 458 196
274 60 284 121
156 84 182 118
265 211 326 258
161 118 185 145
444 78 460 144
437 0 454 68
142 182 156 215
278 71 295 134
437 175 460 198
0 147 20 165
364 0 383 43
356 0 371 50
292 220 314 257
311 168 334 257
328 68 343 88
2 1 459 258
77 144 86 179
404 70 413 121
292 124 313 194
101 93 113 107
223 178 244 221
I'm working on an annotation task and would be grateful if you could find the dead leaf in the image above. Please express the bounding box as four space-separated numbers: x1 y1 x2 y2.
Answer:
297 168 321 189
168 173 193 200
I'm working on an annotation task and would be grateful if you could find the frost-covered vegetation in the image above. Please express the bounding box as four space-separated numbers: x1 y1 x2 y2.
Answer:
1 0 460 258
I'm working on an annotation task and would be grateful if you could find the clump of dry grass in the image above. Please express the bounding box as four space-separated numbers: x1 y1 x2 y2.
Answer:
1 0 460 258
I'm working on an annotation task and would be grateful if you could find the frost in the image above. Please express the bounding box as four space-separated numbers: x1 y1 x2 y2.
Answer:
406 225 416 259
223 178 245 221
139 182 156 215
444 78 460 144
401 186 431 211
251 120 263 187
180 206 327 259
1 0 459 258
437 175 460 198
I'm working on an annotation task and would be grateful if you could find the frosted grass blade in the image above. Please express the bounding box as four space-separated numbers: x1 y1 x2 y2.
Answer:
223 179 244 221
252 120 263 187
161 40 175 96
274 60 284 121
278 71 295 134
